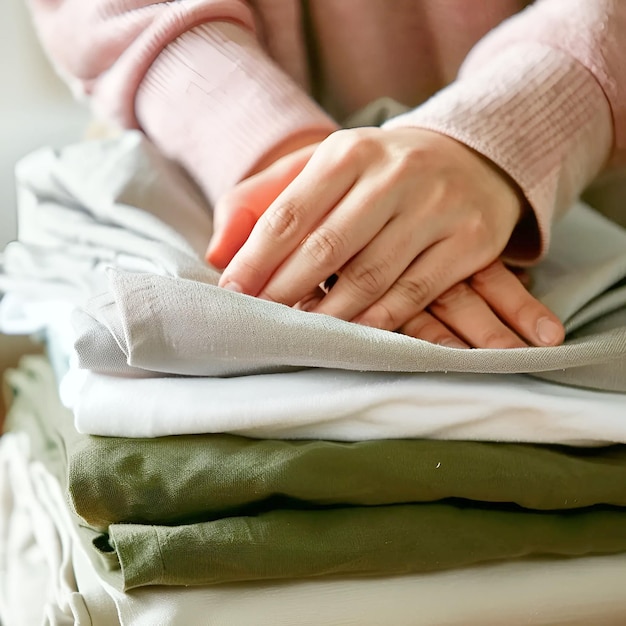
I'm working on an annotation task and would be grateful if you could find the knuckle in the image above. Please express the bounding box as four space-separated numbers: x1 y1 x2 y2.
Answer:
459 209 492 247
329 128 356 143
481 330 522 349
301 226 348 269
333 129 380 162
395 274 435 309
262 200 305 241
432 282 472 308
470 261 508 288
379 147 432 191
393 147 429 176
465 210 489 237
361 301 399 330
346 260 390 297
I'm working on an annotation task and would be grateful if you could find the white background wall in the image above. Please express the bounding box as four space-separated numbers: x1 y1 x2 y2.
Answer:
0 0 88 249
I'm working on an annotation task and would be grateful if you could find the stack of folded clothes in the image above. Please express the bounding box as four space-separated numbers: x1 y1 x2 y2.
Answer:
1 133 626 625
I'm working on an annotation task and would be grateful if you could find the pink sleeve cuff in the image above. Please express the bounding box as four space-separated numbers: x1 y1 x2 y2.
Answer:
383 43 612 264
135 22 338 204
28 0 258 123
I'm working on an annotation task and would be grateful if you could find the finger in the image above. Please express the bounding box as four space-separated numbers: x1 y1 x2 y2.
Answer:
206 146 314 269
469 261 564 346
353 236 493 331
206 206 260 270
219 144 316 217
309 209 433 321
400 310 469 349
219 142 361 296
294 286 326 312
258 178 401 307
428 281 528 348
507 265 532 289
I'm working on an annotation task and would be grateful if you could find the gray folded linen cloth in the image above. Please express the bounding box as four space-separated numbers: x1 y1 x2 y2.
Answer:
3 131 626 392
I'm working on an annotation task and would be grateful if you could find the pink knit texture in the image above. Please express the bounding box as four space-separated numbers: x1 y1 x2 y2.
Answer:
27 0 623 260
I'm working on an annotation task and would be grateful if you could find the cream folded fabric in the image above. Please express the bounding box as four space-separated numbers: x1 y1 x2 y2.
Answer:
99 555 626 626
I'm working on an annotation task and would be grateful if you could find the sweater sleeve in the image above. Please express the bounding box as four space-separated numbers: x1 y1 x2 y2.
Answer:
383 0 619 264
26 0 338 204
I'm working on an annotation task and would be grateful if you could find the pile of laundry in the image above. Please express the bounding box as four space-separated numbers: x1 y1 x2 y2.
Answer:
1 132 626 625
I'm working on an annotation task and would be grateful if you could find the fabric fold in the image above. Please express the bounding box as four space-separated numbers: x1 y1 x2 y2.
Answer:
75 252 626 389
107 505 626 589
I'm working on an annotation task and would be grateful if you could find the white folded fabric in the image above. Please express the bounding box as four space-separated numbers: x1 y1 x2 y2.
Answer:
0 133 218 322
3 432 626 626
14 133 213 260
0 433 119 626
67 365 626 444
100 554 626 626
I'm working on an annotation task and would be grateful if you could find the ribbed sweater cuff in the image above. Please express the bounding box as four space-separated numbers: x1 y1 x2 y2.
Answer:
383 43 612 264
136 22 338 204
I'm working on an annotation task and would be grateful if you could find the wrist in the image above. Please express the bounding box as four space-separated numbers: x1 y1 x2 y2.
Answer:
246 128 334 177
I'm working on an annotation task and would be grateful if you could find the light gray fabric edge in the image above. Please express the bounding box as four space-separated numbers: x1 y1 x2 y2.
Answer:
97 269 626 388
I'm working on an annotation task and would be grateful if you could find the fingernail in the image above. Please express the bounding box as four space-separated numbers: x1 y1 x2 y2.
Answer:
222 281 242 294
297 297 321 312
536 317 562 345
439 338 468 349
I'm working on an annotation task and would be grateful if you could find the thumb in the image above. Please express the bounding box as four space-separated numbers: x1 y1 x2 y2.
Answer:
206 203 261 270
206 144 317 269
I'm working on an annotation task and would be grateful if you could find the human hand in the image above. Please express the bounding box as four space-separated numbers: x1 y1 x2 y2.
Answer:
214 127 564 348
400 260 564 348
297 260 564 348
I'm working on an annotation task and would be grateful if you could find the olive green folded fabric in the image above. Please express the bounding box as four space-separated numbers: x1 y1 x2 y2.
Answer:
5 356 626 591
109 505 626 589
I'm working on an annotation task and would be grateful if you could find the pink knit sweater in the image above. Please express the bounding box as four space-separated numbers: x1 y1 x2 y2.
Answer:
27 0 625 261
